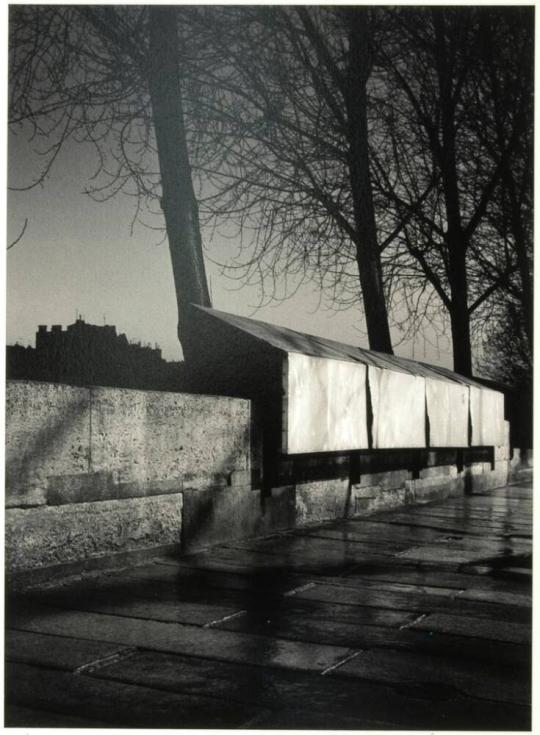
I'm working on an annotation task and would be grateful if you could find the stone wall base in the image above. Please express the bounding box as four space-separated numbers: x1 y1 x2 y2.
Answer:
509 449 533 482
6 494 183 575
294 469 465 526
8 455 528 589
464 461 509 494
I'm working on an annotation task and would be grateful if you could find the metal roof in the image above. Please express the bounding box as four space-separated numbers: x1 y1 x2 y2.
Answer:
193 306 487 389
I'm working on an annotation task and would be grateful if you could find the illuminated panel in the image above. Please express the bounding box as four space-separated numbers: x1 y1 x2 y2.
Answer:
426 378 469 447
471 386 504 446
492 390 506 446
470 386 482 446
369 366 426 449
470 386 505 446
284 353 368 454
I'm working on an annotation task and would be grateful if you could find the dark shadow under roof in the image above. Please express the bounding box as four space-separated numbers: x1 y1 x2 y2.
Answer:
193 306 487 389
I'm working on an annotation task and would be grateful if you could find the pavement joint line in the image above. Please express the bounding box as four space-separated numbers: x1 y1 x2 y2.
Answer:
73 646 138 675
400 613 428 630
203 609 247 628
283 582 316 597
321 650 364 676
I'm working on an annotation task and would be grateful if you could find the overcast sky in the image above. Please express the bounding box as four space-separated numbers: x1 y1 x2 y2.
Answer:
7 127 454 366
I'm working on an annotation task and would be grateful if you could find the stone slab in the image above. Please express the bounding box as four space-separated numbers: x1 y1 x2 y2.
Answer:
6 381 250 509
11 603 355 673
267 485 296 531
290 580 530 623
216 608 529 667
5 629 131 671
466 462 509 494
405 475 464 503
182 485 263 554
22 584 245 627
47 472 185 505
93 649 529 731
6 662 264 729
336 648 530 706
6 381 91 507
5 704 112 728
419 464 458 480
294 478 350 526
89 386 250 485
412 613 530 644
6 494 183 573
351 485 413 515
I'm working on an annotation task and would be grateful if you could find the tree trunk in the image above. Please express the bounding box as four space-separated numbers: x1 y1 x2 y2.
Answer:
147 7 211 364
345 9 394 355
448 243 473 376
433 10 473 376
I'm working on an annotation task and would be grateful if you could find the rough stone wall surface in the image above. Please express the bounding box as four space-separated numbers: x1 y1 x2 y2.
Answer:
6 382 90 508
294 479 350 527
6 381 251 508
6 494 183 572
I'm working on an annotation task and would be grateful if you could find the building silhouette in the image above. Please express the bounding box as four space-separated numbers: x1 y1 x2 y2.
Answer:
7 319 183 391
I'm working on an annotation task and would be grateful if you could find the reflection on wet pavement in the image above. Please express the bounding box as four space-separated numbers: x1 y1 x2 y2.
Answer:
5 481 532 729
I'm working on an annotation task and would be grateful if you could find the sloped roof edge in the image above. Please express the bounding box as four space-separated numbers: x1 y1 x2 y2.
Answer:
192 305 487 389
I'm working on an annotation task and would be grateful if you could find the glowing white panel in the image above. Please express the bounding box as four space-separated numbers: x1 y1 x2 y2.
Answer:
285 353 368 454
426 378 469 447
493 391 506 446
470 386 482 446
369 366 426 449
470 387 505 446
481 389 505 446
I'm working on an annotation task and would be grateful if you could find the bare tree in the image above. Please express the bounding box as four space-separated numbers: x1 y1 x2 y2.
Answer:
9 6 210 362
11 5 530 377
369 6 533 376
472 8 533 354
180 6 395 353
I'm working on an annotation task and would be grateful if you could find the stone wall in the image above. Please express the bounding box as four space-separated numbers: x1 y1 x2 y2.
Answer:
6 381 251 575
6 380 521 583
288 423 514 528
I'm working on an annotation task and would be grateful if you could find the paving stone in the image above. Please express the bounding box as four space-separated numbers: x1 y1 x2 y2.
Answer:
90 649 529 730
286 581 531 623
458 588 531 607
395 543 519 566
5 628 133 671
334 648 530 706
216 611 530 668
228 532 407 557
412 612 531 644
340 565 530 596
19 587 243 627
5 479 532 731
295 523 444 546
9 603 354 673
5 704 111 728
6 662 265 728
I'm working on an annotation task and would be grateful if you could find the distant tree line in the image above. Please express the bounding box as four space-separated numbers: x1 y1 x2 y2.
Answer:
9 6 532 381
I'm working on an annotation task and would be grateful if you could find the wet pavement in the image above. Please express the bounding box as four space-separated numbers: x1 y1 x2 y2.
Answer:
5 481 532 729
